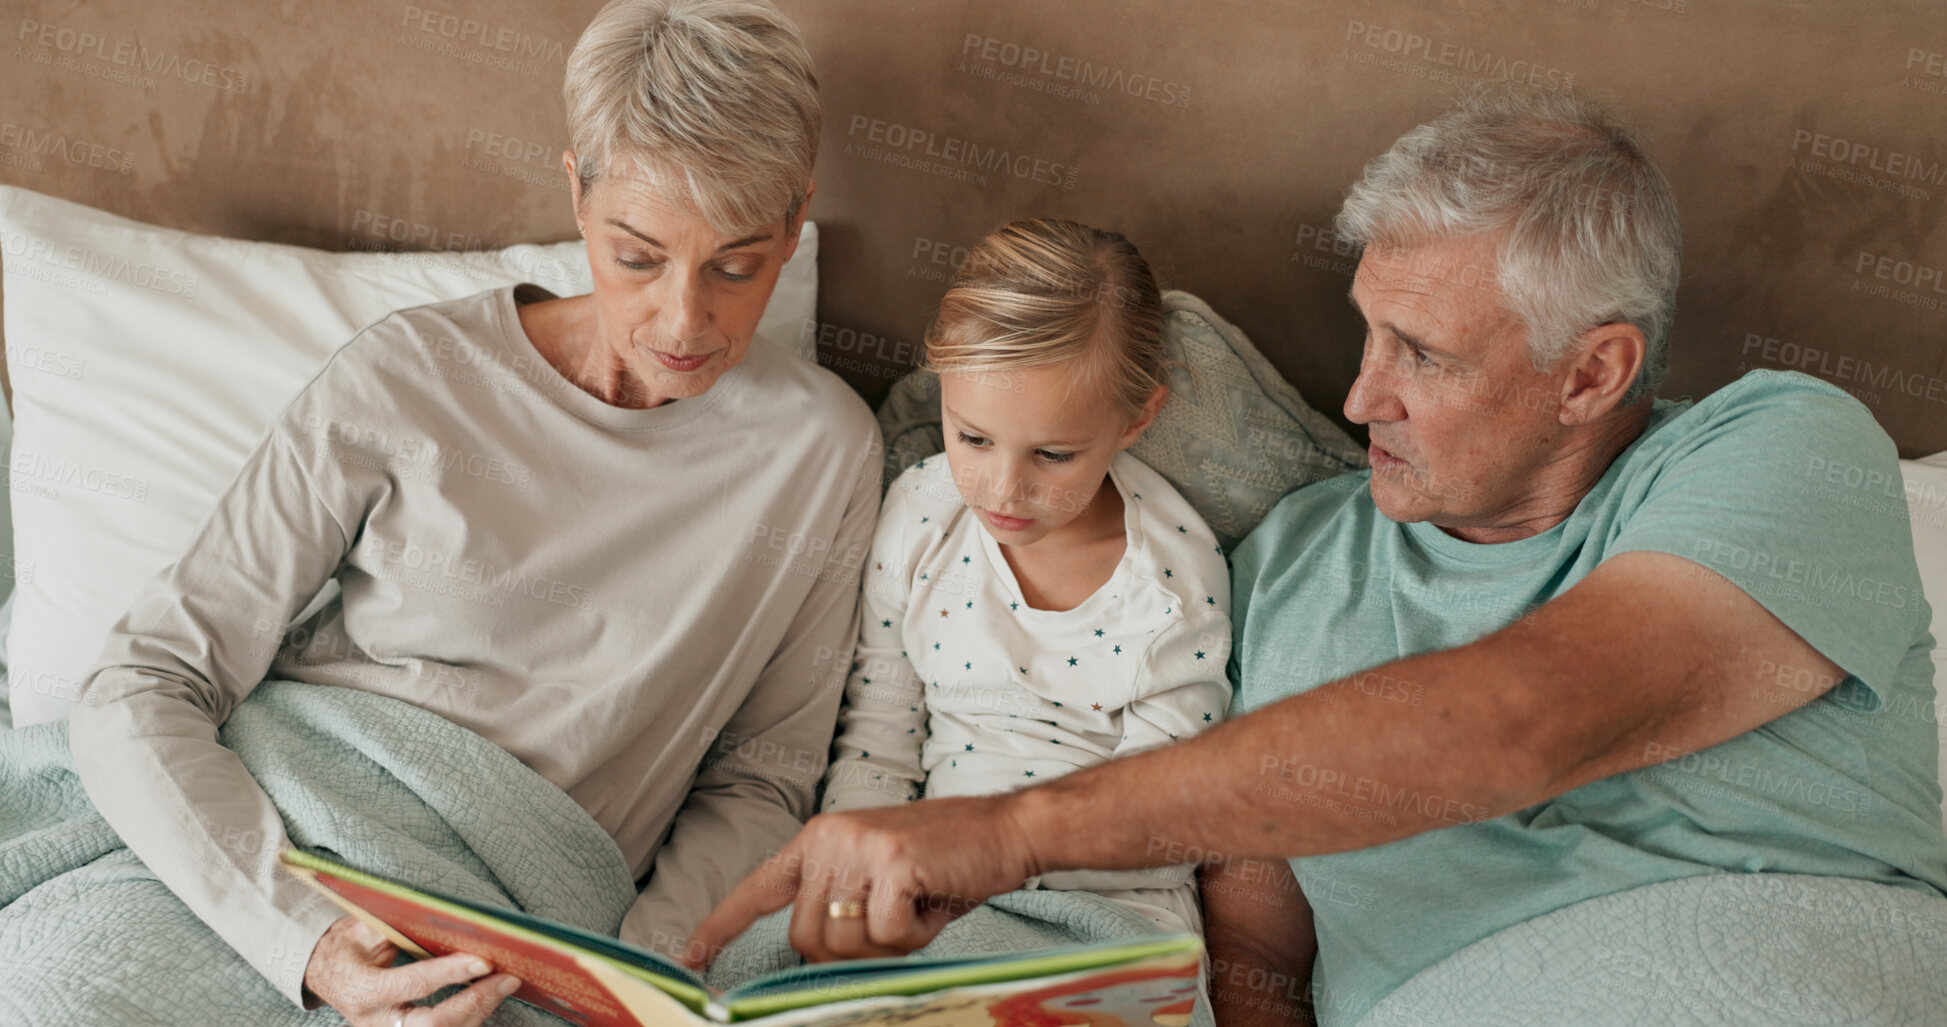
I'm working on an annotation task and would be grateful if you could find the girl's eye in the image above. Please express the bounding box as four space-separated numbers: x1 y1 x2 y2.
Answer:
617 257 662 272
955 431 988 448
1037 450 1074 463
717 264 759 282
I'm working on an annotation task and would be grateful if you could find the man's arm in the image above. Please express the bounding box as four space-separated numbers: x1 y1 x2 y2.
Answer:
1013 549 1843 866
687 548 1845 959
1201 857 1317 1027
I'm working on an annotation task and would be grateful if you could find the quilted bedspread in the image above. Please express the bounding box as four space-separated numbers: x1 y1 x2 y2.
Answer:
1355 870 1947 1026
0 681 637 1025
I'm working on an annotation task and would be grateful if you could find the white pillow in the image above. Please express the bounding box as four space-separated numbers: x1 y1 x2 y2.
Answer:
1899 452 1947 824
0 185 818 725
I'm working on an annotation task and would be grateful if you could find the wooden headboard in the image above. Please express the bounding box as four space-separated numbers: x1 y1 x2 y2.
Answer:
4 0 1943 455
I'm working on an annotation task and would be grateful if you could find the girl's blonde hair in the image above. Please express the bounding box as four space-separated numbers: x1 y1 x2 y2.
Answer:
564 0 819 232
923 217 1167 421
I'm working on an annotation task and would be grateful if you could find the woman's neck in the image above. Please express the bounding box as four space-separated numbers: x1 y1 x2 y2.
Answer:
516 293 671 409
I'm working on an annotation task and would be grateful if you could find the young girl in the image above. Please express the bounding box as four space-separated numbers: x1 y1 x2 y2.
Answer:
821 217 1232 937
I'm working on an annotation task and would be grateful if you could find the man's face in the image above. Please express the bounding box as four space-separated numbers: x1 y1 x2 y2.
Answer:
1344 234 1571 532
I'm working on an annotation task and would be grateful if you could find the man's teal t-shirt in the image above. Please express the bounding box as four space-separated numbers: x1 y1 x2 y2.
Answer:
1227 370 1947 1026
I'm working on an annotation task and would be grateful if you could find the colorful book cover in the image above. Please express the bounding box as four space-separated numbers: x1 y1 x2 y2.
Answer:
278 848 1203 1026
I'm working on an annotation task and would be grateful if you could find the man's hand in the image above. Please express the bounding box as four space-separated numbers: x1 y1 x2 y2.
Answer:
683 794 1040 968
303 915 523 1027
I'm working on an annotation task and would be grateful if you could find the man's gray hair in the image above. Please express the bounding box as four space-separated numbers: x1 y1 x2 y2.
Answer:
1336 88 1682 404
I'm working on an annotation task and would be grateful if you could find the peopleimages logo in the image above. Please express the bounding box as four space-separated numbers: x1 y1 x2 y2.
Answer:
1741 333 1947 405
371 536 596 612
16 19 249 92
958 34 1191 108
8 448 150 502
844 115 1079 190
0 232 199 297
1691 537 1913 611
1642 742 1874 814
1848 251 1947 313
1791 130 1947 187
302 415 535 489
398 6 565 64
0 121 136 174
1342 19 1574 92
349 209 486 252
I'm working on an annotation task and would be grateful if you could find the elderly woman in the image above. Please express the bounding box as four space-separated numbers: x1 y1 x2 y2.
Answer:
66 1 877 1024
687 89 1947 1025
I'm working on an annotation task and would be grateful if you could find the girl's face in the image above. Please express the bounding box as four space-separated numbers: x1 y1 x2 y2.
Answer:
939 363 1165 547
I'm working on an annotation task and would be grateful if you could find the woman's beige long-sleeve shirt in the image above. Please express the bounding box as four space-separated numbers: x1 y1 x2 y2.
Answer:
69 286 882 1005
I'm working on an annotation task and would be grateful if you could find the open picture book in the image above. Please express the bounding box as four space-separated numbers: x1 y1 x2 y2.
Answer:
279 849 1205 1026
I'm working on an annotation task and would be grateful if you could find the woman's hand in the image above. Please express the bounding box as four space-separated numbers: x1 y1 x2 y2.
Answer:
682 794 1041 968
303 915 523 1027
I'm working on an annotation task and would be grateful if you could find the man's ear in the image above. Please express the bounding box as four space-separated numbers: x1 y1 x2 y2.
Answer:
780 179 816 264
1119 384 1171 448
1557 323 1646 425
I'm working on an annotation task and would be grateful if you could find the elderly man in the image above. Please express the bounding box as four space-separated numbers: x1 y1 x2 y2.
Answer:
687 90 1947 1024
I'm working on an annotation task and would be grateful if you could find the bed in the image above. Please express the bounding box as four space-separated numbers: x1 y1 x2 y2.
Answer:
1 1 1944 1024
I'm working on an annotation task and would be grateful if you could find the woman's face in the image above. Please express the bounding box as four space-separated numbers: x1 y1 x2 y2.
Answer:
939 364 1162 547
571 159 809 405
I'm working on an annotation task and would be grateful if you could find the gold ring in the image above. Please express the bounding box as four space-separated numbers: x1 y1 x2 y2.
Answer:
827 898 866 919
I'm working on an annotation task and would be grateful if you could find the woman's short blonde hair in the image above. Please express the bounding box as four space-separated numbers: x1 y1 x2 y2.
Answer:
564 0 820 231
924 218 1167 421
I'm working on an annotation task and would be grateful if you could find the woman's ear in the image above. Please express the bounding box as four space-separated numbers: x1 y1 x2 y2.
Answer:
565 151 586 229
1118 385 1170 448
781 179 816 264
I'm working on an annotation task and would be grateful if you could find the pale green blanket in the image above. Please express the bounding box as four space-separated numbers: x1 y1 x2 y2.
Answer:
0 681 637 1025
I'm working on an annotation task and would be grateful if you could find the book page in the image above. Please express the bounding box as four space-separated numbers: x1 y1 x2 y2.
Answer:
725 936 1201 1019
577 956 711 1026
733 950 1203 1027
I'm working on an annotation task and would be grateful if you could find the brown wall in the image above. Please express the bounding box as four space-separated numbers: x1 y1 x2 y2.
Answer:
4 0 1944 454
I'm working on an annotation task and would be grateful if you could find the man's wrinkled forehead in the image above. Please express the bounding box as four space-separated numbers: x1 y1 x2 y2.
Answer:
1350 235 1520 351
1354 237 1502 298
